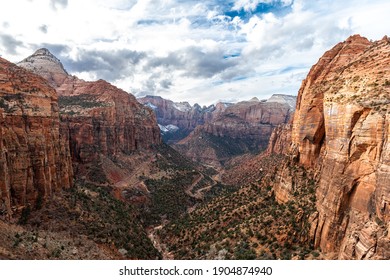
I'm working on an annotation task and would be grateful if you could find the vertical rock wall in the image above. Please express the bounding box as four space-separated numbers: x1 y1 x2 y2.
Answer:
0 58 73 219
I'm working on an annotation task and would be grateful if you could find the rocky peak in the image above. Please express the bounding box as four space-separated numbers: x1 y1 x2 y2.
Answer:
214 102 233 112
32 48 62 61
18 49 161 181
17 48 68 87
345 34 369 43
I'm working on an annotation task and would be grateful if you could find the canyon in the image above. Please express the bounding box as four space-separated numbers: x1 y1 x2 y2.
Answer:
158 35 390 260
140 94 295 167
0 34 389 260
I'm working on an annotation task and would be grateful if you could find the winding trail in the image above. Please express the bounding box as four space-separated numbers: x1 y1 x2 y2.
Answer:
147 173 220 258
184 174 204 199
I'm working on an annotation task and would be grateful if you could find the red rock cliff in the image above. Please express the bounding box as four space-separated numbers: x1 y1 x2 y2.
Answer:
0 57 73 219
174 97 294 167
18 49 161 165
273 35 390 259
58 78 161 163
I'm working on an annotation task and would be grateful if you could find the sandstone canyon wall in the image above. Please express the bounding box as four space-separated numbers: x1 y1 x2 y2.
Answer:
174 96 295 167
270 35 390 259
138 95 218 143
19 49 161 165
0 57 73 219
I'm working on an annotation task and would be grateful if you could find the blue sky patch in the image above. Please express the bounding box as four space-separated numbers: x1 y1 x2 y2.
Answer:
225 1 293 21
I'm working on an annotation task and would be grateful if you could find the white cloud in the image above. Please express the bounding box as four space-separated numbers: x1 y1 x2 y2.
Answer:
1 0 390 105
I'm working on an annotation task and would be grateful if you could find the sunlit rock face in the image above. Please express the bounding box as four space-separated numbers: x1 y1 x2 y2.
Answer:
271 35 390 259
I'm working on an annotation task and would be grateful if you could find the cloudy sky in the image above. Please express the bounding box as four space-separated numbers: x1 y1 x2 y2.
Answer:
1 0 389 105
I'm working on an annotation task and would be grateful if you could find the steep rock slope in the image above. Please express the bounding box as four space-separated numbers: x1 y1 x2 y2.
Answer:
0 57 73 220
174 96 294 167
272 35 390 259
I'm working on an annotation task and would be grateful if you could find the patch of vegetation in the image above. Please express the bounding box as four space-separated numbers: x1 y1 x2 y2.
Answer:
26 183 161 259
58 94 107 109
208 133 266 158
143 174 198 225
18 206 31 225
155 143 199 172
159 158 319 260
87 163 108 184
0 95 22 113
137 144 228 226
352 75 360 82
161 128 191 144
0 98 9 110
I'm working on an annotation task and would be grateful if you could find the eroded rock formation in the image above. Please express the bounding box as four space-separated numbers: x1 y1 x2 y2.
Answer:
270 35 390 259
18 49 161 175
0 57 73 219
138 95 218 143
174 96 295 167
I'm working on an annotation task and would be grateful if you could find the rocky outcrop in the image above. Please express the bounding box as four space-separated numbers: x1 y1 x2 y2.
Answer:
18 49 161 173
0 57 73 219
270 35 390 259
58 79 161 163
265 124 292 156
175 96 294 167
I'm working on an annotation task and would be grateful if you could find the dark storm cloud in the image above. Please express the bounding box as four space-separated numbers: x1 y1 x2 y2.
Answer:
145 46 239 79
160 79 172 89
0 34 24 55
65 49 146 81
39 24 48 33
50 0 68 10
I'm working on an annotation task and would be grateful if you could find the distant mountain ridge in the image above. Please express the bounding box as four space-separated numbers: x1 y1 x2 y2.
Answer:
138 95 217 143
138 94 296 145
173 95 295 167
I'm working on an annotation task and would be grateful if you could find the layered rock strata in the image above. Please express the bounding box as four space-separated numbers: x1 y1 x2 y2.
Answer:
175 97 294 167
138 95 218 143
18 49 161 167
0 57 73 219
270 35 390 259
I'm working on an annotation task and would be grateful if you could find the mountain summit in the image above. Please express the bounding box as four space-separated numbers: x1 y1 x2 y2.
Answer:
18 48 68 87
